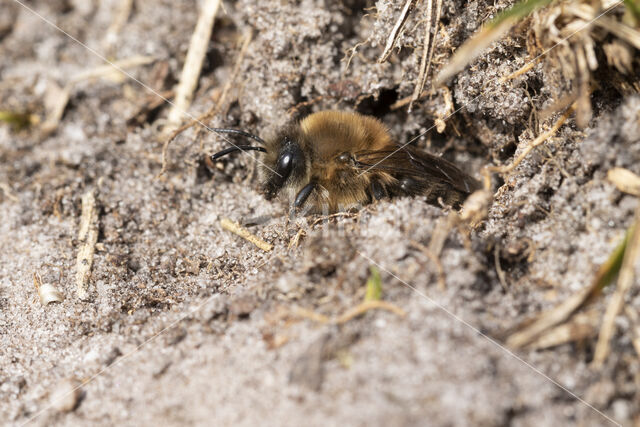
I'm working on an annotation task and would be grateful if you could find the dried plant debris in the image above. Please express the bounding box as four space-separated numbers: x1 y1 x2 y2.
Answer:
103 0 134 53
166 0 222 128
436 0 553 85
507 221 632 349
377 0 416 63
409 0 442 111
76 190 99 299
531 1 640 126
608 167 640 196
436 0 639 128
593 207 640 367
220 218 273 252
161 32 252 175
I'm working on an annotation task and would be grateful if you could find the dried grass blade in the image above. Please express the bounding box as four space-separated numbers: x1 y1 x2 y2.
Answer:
608 168 640 196
378 0 415 63
436 0 553 85
507 228 630 348
592 208 640 367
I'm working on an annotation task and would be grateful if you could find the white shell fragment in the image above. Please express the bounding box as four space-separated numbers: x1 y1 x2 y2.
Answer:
38 283 64 305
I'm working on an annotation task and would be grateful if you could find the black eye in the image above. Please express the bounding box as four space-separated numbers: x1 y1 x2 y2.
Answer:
264 138 305 199
277 152 294 182
274 141 304 185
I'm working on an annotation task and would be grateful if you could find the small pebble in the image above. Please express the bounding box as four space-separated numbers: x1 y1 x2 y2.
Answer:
49 378 81 413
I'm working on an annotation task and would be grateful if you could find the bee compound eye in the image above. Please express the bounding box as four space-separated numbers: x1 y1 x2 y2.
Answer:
336 153 352 164
277 152 293 179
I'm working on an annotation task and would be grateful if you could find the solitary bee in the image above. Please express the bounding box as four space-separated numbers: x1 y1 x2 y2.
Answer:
210 111 479 213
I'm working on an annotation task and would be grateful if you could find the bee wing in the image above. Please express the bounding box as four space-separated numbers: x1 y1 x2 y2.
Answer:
353 146 480 194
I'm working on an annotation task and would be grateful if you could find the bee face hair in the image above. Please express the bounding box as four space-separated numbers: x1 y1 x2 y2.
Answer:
211 111 480 213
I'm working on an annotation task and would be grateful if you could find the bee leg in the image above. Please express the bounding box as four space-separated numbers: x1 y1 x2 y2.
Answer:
293 182 316 209
370 180 387 200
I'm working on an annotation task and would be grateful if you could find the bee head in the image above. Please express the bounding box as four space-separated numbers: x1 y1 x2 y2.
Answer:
208 125 309 202
261 134 307 200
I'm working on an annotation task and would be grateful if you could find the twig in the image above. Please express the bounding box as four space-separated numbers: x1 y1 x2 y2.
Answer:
76 190 99 299
428 214 455 256
498 60 536 83
310 212 358 228
69 56 156 84
40 83 70 139
220 218 273 252
287 95 330 116
392 91 425 110
575 45 592 128
409 0 442 112
378 0 415 63
506 286 594 349
592 207 640 368
426 0 442 89
166 0 222 128
288 227 306 249
409 0 433 111
623 306 640 361
160 32 252 176
525 309 599 350
0 182 18 202
103 0 134 52
409 240 446 290
494 243 509 292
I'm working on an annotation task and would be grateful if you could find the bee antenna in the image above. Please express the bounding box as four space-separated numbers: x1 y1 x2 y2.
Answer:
208 127 267 145
211 145 266 161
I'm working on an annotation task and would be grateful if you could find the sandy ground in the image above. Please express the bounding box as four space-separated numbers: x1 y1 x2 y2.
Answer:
1 0 639 426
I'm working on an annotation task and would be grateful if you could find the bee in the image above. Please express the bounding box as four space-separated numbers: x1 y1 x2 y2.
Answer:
210 111 479 213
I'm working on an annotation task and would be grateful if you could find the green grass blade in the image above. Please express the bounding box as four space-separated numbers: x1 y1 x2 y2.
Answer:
623 0 640 22
364 266 383 302
592 225 633 295
0 111 34 131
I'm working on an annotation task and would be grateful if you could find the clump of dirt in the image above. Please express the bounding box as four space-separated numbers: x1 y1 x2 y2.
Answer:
1 0 639 425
